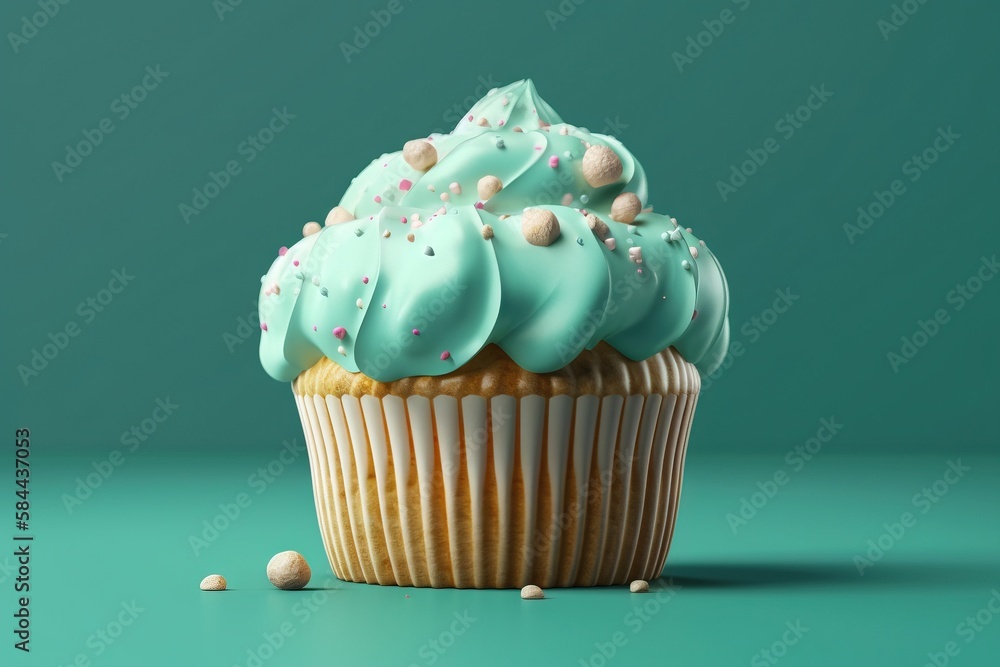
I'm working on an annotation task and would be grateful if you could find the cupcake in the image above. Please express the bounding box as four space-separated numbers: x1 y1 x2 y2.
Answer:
257 80 729 588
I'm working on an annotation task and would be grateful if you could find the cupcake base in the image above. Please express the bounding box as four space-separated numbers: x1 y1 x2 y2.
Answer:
293 348 699 588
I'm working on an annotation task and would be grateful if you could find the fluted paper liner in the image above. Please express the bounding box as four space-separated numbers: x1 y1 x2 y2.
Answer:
294 380 698 588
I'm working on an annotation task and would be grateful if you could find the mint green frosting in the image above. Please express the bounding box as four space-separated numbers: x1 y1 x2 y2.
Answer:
258 80 730 382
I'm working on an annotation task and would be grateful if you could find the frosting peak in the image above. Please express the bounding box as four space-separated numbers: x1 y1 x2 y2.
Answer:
258 81 730 383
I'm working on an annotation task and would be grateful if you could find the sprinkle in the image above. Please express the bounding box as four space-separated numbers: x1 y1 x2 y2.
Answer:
356 298 364 309
497 119 505 126
610 192 643 223
561 193 573 206
670 229 683 242
481 224 494 240
260 275 266 283
477 175 503 200
312 325 317 331
382 303 387 308
266 283 281 296
355 228 364 237
260 323 268 331
475 201 484 209
671 217 679 226
383 230 391 238
292 260 300 267
311 276 320 286
496 139 505 149
400 217 407 224
325 206 355 226
427 184 435 192
661 232 669 241
682 260 692 270
692 310 698 320
559 126 569 135
436 206 447 216
333 327 346 339
576 237 584 245
467 114 473 121
477 117 490 127
302 221 322 237
337 345 347 356
373 195 382 203
501 96 509 106
582 145 623 187
440 351 451 361
294 271 303 279
362 276 369 284
278 246 288 256
320 287 328 296
580 194 589 204
424 246 435 256
440 192 450 202
412 329 420 335
548 155 559 168
627 225 637 234
406 234 415 242
604 238 617 250
399 179 412 191
689 246 699 259
402 140 438 171
448 182 462 195
686 227 693 233
700 240 706 247
513 126 523 132
629 247 643 263
534 145 543 151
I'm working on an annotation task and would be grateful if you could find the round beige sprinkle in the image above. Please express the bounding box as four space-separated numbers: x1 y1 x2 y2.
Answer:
521 209 560 247
586 213 610 239
629 579 650 593
610 192 643 223
302 221 322 237
325 206 354 226
521 584 544 600
402 140 438 171
481 224 494 240
266 551 311 590
477 175 503 200
477 117 490 127
582 145 623 187
200 574 227 591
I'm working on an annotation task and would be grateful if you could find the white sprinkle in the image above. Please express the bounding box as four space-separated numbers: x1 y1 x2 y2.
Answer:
356 298 364 309
337 345 347 356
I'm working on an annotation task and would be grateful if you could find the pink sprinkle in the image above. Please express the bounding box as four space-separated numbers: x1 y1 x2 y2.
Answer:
440 351 450 361
405 594 410 598
467 114 473 121
689 246 699 259
604 238 617 251
399 179 412 191
382 163 387 167
534 145 542 151
292 260 299 266
278 247 288 256
333 327 346 340
436 206 447 216
475 201 484 209
374 195 382 203
412 329 420 335
548 156 559 168
362 276 369 284
312 325 317 331
382 303 387 308
692 310 698 320
498 119 505 126
637 268 643 274
260 323 268 331
401 217 407 224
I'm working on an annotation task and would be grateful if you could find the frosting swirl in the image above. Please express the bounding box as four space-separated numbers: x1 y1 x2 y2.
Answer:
258 80 729 382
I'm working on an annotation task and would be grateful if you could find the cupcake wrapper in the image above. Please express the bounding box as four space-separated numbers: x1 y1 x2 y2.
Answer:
295 390 697 588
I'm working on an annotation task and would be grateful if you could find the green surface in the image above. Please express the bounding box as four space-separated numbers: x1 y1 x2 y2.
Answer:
22 451 1000 666
3 0 999 665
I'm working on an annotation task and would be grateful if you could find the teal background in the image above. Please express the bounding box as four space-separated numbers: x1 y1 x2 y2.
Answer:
2 0 998 665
